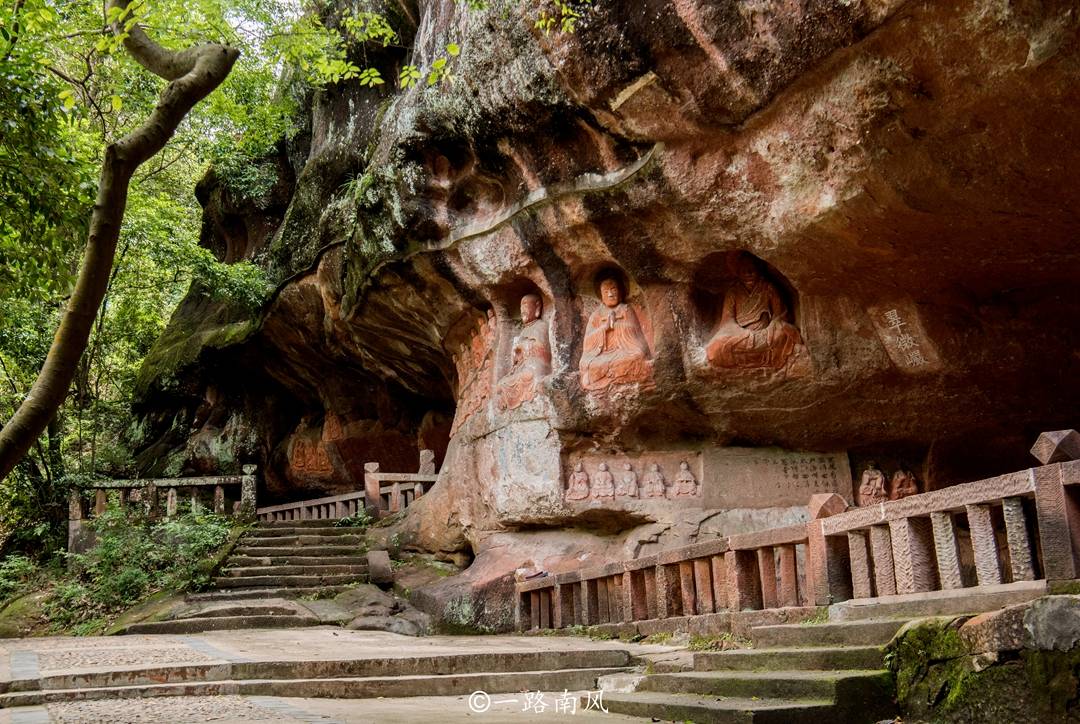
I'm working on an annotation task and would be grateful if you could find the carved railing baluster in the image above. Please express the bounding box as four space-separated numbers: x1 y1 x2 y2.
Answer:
966 503 1003 586
1002 496 1037 581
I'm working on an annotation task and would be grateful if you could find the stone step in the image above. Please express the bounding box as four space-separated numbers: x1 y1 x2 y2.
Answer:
597 691 836 724
695 645 886 672
227 555 369 567
4 649 633 695
221 564 368 577
181 604 303 619
639 669 891 701
185 586 354 602
245 526 360 538
829 580 1047 622
115 614 321 636
237 534 366 547
211 574 364 589
255 520 350 529
750 618 908 648
0 667 630 707
233 545 363 557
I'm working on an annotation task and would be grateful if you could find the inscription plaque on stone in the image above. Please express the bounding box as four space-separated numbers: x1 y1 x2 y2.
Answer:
701 447 852 509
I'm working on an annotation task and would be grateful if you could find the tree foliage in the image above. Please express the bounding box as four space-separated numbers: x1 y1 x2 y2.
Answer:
0 0 596 559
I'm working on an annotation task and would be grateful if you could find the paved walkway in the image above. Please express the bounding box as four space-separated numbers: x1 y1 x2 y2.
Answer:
0 628 667 678
1 692 640 723
0 628 670 723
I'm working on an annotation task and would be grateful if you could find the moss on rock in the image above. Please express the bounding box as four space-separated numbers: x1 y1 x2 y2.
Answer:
890 616 1080 722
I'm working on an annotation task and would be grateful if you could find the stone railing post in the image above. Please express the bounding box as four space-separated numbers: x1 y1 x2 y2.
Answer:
239 465 257 520
364 462 381 512
144 482 159 517
213 485 226 515
418 449 436 475
166 487 178 518
806 492 850 606
1030 430 1080 580
67 490 89 553
93 489 108 516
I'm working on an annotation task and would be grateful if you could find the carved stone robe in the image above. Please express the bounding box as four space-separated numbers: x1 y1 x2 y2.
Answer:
580 303 652 390
706 280 802 370
496 318 551 410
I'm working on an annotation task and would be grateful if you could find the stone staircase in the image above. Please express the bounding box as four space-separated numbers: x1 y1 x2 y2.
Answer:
117 520 369 634
600 617 902 723
0 647 633 708
202 520 369 598
597 583 1049 722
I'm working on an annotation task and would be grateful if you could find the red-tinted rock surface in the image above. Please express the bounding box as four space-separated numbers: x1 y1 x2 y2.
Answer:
133 0 1080 628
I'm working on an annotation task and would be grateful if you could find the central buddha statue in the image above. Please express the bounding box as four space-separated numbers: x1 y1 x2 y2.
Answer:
705 254 803 371
579 276 652 391
496 293 551 410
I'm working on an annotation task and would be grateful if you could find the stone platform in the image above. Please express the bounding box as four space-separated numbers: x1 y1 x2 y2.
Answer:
0 629 674 720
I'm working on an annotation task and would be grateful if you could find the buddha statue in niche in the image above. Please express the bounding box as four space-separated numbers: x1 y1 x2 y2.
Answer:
496 293 551 411
579 276 653 391
705 254 803 371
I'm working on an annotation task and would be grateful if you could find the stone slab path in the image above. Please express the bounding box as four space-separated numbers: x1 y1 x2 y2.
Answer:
0 628 669 677
0 629 672 722
0 692 641 723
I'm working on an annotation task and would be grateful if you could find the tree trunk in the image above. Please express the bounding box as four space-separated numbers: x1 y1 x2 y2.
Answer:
0 4 238 481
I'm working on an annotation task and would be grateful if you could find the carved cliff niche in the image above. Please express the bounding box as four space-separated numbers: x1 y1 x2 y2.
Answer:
445 306 497 436
491 279 554 412
576 266 655 393
692 251 807 375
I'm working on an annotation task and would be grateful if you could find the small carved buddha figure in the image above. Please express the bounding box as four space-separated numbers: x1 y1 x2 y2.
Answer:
641 463 667 498
858 463 888 506
672 461 698 497
889 468 919 500
705 255 803 370
496 294 552 411
566 463 590 501
591 462 615 498
616 462 638 497
579 276 653 391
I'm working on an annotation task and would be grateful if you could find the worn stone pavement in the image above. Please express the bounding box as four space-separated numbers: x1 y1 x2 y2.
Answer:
0 628 669 676
0 628 667 723
0 692 639 723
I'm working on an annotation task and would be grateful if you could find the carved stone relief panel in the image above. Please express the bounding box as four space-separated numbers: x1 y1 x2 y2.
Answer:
579 274 653 392
700 447 853 509
450 309 497 435
496 293 551 411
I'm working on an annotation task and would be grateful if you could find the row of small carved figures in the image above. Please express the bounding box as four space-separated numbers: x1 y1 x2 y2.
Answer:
856 463 919 506
565 460 699 501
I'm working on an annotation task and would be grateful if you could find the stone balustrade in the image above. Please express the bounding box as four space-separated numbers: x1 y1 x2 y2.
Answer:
362 451 439 518
256 491 367 522
68 466 257 552
517 431 1080 632
811 459 1080 604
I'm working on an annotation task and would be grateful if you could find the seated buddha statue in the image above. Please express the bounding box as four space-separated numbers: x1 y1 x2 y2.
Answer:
579 277 652 391
496 294 551 410
705 255 803 371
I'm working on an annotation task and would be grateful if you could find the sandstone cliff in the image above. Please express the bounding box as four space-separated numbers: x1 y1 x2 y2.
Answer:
133 0 1080 629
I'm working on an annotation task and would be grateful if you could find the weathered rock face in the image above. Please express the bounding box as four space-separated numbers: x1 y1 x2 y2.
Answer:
134 0 1080 627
